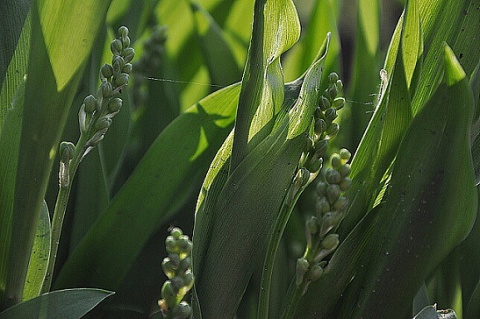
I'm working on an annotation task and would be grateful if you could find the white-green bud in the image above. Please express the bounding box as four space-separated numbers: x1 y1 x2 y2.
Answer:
118 26 129 38
182 270 194 289
333 97 345 110
161 281 176 307
328 84 338 98
306 264 324 281
321 233 340 251
333 196 349 212
123 47 135 63
325 168 342 184
330 153 342 169
83 95 97 113
320 96 331 110
171 301 192 319
296 258 310 286
328 72 339 84
315 197 330 215
327 184 341 204
100 63 114 79
111 39 123 56
325 108 337 122
326 123 340 137
319 212 342 236
95 117 112 131
162 258 176 279
122 63 133 74
100 81 113 98
108 97 122 114
336 79 343 91
114 73 129 87
316 181 328 197
339 148 351 161
112 55 125 75
314 118 327 136
338 164 351 177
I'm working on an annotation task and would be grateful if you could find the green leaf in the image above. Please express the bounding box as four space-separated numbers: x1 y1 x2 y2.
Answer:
23 201 51 301
37 0 112 91
0 288 113 319
190 1 242 87
54 83 240 291
340 43 476 318
230 0 300 171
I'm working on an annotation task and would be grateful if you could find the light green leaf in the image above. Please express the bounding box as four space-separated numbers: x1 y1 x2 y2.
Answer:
37 0 112 91
0 289 113 319
23 201 51 301
54 83 240 291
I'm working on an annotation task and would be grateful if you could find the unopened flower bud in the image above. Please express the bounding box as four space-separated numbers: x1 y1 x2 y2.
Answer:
114 73 129 87
161 281 176 307
328 84 338 98
60 141 75 164
316 181 328 197
321 233 340 251
319 211 343 236
340 148 351 161
100 81 113 98
95 117 112 131
111 39 123 55
329 73 339 84
333 196 349 212
123 47 135 63
162 258 176 279
314 118 327 136
166 236 177 253
315 198 330 215
333 97 345 110
122 63 133 74
296 258 310 286
178 257 191 273
327 184 341 204
171 301 192 319
182 270 194 289
325 168 342 184
336 79 343 91
330 153 342 169
118 26 129 38
325 108 337 122
306 264 324 281
338 164 351 177
108 97 122 113
112 55 125 74
326 123 339 137
307 216 319 235
83 95 97 113
320 96 330 110
100 63 113 79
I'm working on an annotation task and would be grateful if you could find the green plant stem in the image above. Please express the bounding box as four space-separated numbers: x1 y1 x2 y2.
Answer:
281 278 307 319
41 137 89 293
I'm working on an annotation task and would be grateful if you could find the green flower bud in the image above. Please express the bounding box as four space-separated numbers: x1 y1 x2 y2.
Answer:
60 141 75 163
327 184 341 204
320 96 331 110
78 105 87 133
178 257 191 273
100 63 113 79
108 97 122 114
339 177 352 191
100 81 113 98
118 26 129 39
169 253 181 266
161 281 176 308
325 168 342 184
325 108 337 122
336 79 343 91
328 72 339 84
86 130 106 147
306 264 324 281
111 39 123 56
314 118 327 136
171 301 192 319
112 55 125 75
123 47 135 63
178 236 193 255
170 227 183 239
182 270 194 289
333 97 345 110
315 197 330 215
162 258 176 279
95 117 112 131
307 156 323 173
326 123 340 137
170 276 185 291
166 236 177 253
339 148 351 161
121 34 131 48
306 217 319 247
114 73 129 87
314 139 328 156
296 258 310 286
333 196 349 212
122 63 133 74
83 95 97 113
314 233 340 262
338 164 351 177
328 84 338 98
316 181 328 197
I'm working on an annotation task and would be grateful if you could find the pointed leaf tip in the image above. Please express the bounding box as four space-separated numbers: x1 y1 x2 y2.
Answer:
443 43 466 86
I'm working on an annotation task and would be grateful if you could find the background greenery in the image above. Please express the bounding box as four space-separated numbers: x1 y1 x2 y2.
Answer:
0 0 479 318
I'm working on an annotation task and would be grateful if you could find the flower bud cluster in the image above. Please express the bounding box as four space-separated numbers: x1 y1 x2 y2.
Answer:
288 73 346 206
132 25 167 108
77 26 134 157
295 148 351 290
158 227 194 319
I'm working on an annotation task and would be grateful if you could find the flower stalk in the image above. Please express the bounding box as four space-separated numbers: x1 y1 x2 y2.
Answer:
41 26 134 293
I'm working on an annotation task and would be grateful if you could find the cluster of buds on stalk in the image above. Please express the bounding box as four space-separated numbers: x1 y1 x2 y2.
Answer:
296 148 352 293
132 25 167 108
159 228 194 319
77 26 134 158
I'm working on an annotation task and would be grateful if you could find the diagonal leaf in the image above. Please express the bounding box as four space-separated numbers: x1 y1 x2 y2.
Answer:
230 0 301 171
0 289 113 319
54 83 241 291
23 201 51 302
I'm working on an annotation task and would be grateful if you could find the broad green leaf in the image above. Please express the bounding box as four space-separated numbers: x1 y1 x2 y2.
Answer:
54 83 240 290
230 0 301 171
23 201 51 301
0 288 113 319
37 0 112 91
0 10 30 131
412 0 480 115
0 0 112 307
338 0 418 237
340 44 476 318
191 1 242 87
